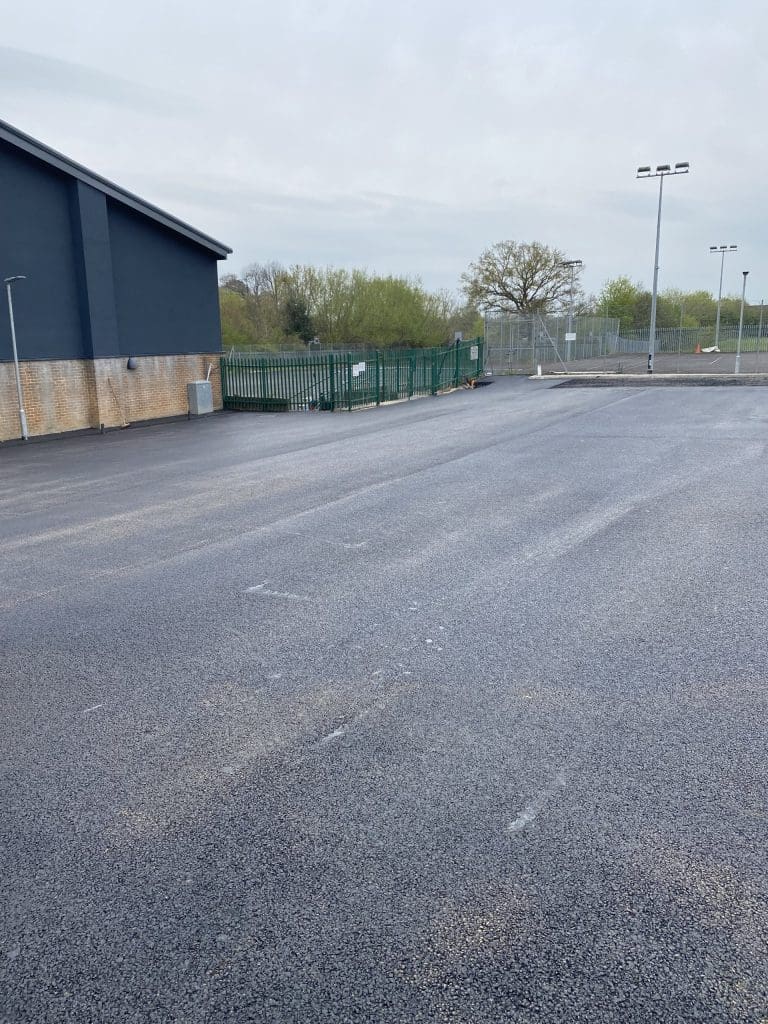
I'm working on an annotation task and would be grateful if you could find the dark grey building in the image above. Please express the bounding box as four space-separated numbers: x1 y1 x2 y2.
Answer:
0 119 231 440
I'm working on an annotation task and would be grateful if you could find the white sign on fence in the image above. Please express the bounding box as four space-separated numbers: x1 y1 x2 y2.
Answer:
352 361 366 378
470 345 479 360
565 332 577 342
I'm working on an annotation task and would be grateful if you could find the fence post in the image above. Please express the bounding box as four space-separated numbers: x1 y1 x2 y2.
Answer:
454 341 460 388
328 353 336 410
220 356 228 404
347 354 353 411
375 350 381 406
431 349 438 395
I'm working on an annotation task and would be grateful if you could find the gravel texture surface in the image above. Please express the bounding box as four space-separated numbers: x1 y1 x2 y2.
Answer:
2 378 767 1023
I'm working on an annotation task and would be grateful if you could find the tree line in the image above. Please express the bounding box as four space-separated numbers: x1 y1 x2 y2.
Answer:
594 276 764 334
219 263 480 351
220 241 764 349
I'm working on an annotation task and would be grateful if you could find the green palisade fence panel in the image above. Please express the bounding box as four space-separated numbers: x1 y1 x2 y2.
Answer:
221 340 484 413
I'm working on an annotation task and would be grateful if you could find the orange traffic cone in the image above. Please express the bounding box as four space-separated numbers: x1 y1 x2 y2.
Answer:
694 343 702 354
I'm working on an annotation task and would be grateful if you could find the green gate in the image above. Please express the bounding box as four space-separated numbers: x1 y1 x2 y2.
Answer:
221 341 484 412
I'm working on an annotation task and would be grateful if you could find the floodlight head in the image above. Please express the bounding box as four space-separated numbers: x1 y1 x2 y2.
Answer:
656 164 671 173
730 245 738 250
710 246 718 251
637 165 651 175
743 270 750 278
674 162 690 171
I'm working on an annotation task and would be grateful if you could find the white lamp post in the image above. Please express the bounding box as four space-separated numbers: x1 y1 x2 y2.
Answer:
4 276 28 440
735 271 748 375
757 299 764 371
637 162 690 374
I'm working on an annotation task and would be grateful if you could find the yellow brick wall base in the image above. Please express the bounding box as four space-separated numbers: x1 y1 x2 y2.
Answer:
0 355 222 442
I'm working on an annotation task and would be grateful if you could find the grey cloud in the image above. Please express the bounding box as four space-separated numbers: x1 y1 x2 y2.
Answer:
3 0 768 299
0 46 194 116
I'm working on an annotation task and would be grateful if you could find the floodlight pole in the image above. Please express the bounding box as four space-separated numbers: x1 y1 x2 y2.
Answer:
735 271 748 375
648 173 664 374
636 162 689 374
710 245 738 351
4 276 28 440
559 258 582 361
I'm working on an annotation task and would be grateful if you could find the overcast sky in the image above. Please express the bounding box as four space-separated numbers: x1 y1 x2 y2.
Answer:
3 0 767 302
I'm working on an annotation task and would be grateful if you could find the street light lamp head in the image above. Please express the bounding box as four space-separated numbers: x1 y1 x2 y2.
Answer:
4 275 26 284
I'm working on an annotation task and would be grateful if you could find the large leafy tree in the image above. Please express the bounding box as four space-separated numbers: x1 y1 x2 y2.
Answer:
461 240 580 315
596 276 644 333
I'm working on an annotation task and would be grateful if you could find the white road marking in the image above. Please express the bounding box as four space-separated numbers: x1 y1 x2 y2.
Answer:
82 703 104 714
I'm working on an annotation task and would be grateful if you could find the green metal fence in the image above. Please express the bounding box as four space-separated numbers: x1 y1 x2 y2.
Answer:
221 341 484 412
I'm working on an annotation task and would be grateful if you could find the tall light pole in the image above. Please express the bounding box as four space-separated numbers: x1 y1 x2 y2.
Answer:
4 276 28 440
758 299 764 371
710 244 738 352
735 270 748 375
637 162 690 374
559 258 582 361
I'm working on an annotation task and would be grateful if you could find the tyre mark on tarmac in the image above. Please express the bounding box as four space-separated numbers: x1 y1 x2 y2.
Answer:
507 769 567 834
0 390 654 612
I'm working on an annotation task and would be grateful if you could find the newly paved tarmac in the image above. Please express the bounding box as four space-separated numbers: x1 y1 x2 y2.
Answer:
2 378 767 1023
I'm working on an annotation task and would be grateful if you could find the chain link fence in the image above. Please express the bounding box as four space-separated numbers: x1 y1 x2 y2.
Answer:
484 316 768 374
484 315 620 374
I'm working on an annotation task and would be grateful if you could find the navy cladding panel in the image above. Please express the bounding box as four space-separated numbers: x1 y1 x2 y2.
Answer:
0 139 86 360
108 201 223 357
71 182 120 359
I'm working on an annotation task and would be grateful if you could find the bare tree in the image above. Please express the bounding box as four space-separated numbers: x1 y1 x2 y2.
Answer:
241 261 288 300
219 273 249 297
461 240 582 315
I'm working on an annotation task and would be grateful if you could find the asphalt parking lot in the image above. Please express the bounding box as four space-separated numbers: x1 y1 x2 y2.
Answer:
2 377 767 1023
